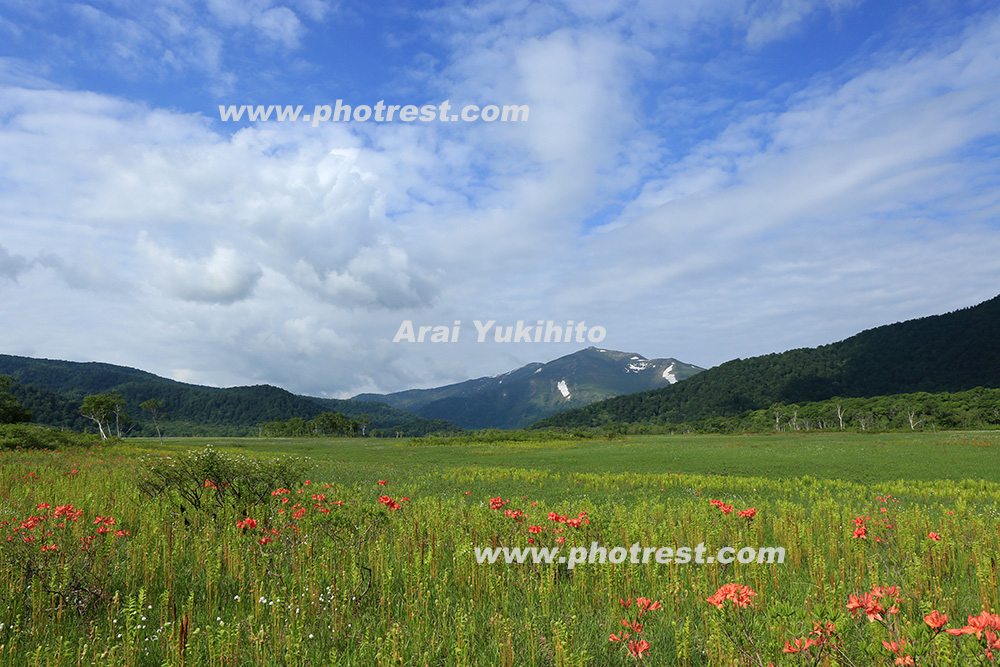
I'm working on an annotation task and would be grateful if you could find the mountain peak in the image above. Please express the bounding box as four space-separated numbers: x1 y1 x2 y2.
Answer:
354 347 704 429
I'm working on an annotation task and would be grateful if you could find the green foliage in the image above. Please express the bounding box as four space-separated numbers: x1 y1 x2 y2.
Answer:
0 354 440 436
0 374 32 424
537 294 1000 429
79 392 129 439
0 423 96 450
258 411 463 438
409 427 594 446
135 445 311 519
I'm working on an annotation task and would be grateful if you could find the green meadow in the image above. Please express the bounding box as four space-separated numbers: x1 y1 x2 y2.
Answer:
2 431 999 665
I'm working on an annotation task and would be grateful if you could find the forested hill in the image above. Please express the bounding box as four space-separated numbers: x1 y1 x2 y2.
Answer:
533 294 1000 429
0 355 445 437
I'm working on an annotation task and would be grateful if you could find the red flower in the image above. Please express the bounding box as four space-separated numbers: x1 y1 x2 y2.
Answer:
528 525 544 534
709 499 733 514
627 639 650 659
737 507 757 519
489 496 506 510
707 584 756 609
924 610 948 631
378 480 388 486
204 479 217 489
377 495 402 511
928 531 941 541
846 592 885 623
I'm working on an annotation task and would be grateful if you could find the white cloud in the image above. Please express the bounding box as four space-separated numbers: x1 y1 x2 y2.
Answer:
1 0 998 401
139 235 263 304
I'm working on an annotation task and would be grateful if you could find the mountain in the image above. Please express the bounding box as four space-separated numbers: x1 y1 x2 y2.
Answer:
533 294 1000 429
0 355 447 437
353 347 705 429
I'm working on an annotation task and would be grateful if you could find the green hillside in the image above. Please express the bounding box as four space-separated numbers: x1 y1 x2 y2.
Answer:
0 355 447 437
533 294 1000 429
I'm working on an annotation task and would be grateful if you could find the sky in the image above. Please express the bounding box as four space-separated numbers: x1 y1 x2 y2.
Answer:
1 0 999 399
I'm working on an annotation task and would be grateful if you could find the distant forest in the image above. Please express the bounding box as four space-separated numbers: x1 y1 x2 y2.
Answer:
535 294 1000 429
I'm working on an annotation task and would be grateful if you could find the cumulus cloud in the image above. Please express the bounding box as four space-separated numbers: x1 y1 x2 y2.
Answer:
138 236 263 304
1 0 998 398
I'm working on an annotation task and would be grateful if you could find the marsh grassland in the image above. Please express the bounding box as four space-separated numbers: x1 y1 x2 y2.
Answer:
2 432 998 665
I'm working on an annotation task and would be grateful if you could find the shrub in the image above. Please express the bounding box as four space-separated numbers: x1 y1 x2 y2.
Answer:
136 445 311 520
0 424 97 450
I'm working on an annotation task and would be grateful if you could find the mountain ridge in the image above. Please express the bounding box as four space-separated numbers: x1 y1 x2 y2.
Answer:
532 293 1000 429
354 347 705 429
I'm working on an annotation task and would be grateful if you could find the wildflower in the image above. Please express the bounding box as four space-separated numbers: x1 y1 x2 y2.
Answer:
528 525 544 534
924 610 948 631
846 592 885 623
782 638 815 654
378 480 388 486
707 583 756 609
489 496 506 510
377 495 401 511
928 531 941 541
627 639 650 659
622 619 643 633
237 518 258 530
635 598 662 615
203 479 218 489
737 507 757 519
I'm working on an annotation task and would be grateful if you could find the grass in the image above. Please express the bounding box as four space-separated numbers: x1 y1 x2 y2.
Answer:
162 430 1000 486
1 431 998 665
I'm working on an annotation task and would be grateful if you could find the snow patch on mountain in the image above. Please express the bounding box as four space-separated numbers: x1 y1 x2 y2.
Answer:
662 363 677 384
557 380 571 399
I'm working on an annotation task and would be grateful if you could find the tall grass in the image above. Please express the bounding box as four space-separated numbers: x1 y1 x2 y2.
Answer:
1 435 998 665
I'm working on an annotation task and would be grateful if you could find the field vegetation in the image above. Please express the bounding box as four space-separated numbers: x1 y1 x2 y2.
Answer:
2 432 999 665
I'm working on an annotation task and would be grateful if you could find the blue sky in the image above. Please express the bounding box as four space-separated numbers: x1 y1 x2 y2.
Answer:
1 0 999 398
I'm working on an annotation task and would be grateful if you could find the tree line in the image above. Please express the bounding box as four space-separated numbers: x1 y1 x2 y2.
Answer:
593 387 1000 435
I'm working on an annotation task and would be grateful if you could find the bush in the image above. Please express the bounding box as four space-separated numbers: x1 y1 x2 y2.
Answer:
136 445 311 520
0 424 97 450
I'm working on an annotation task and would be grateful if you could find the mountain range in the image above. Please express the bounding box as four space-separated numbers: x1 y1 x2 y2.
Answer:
534 293 1000 429
354 348 705 429
0 347 703 436
5 293 998 436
